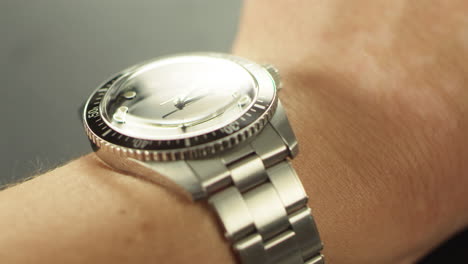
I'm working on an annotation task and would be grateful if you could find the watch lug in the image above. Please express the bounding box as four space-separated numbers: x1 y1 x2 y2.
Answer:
263 64 283 91
269 100 299 158
141 160 206 201
94 148 205 201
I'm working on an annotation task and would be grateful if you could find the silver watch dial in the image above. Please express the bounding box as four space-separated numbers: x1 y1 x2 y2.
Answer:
83 53 278 160
101 55 257 140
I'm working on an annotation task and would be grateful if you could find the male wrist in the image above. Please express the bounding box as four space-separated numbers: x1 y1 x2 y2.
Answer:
0 155 236 264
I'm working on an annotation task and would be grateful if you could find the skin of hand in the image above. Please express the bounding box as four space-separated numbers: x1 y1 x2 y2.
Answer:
0 1 467 264
232 0 468 263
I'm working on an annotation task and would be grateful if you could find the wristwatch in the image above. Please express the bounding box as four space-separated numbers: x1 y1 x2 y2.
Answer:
82 53 324 264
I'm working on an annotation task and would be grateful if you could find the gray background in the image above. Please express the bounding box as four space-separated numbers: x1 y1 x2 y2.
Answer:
0 1 465 263
0 0 241 186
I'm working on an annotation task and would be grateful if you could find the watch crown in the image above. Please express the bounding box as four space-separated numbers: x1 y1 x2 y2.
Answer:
263 64 283 91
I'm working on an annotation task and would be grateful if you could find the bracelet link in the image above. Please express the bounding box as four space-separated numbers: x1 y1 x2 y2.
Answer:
197 117 324 263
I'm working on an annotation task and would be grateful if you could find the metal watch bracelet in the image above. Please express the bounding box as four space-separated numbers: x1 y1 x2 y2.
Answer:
186 104 324 264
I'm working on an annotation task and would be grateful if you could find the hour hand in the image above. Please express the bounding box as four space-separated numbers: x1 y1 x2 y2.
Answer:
162 94 205 119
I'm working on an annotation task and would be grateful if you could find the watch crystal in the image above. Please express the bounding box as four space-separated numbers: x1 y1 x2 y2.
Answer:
101 55 257 140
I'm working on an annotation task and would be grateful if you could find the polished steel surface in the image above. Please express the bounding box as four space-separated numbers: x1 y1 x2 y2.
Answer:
204 110 324 263
229 154 268 192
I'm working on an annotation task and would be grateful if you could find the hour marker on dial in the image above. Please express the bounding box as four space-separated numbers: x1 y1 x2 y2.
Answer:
238 95 251 108
123 91 137 100
113 106 128 123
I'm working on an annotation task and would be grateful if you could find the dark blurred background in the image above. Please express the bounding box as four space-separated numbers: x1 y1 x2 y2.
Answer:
0 1 466 263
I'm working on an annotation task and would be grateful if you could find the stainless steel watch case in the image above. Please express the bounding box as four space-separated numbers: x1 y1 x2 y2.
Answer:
81 53 294 200
83 53 278 162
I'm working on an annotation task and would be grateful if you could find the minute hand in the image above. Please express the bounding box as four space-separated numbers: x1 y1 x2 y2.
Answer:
182 94 205 106
162 94 205 119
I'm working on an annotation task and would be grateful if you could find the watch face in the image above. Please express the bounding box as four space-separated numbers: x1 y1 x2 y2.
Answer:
84 53 277 160
101 56 257 140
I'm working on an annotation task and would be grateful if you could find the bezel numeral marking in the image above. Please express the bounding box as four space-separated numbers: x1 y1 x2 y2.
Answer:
221 121 240 135
132 139 150 149
87 106 100 118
